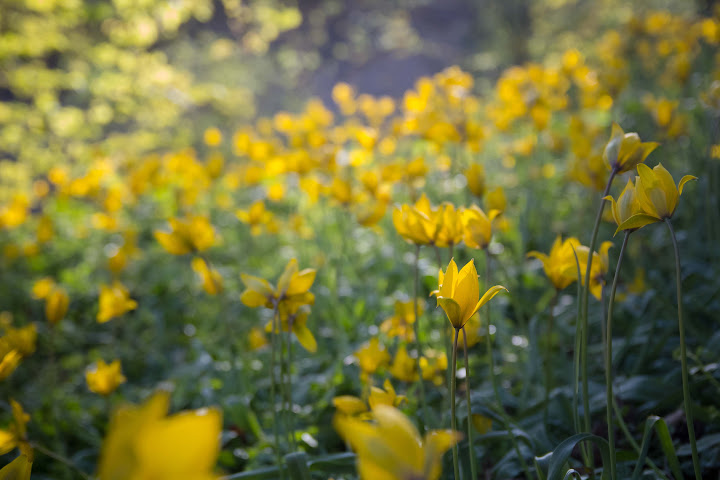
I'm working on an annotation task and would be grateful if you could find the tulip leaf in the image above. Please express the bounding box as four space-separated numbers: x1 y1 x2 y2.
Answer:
631 416 683 480
546 433 611 480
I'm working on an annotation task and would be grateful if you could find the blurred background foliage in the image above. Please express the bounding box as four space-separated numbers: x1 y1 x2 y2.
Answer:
0 0 710 198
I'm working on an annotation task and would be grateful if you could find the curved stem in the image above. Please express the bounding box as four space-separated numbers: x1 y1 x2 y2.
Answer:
579 168 617 474
413 244 428 432
666 219 702 480
30 442 92 480
462 326 478 480
605 231 630 480
451 328 460 480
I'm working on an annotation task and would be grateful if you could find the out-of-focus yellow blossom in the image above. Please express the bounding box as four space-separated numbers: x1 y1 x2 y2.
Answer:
332 82 357 116
603 122 659 174
604 178 659 235
241 258 316 313
574 242 614 300
203 127 222 147
635 163 696 220
236 200 275 237
392 194 441 246
154 216 216 255
458 314 482 348
420 349 448 387
355 337 390 383
570 154 608 192
31 278 56 300
435 203 464 249
248 326 268 351
97 282 137 323
36 215 53 243
0 400 31 458
527 236 581 291
0 349 21 381
0 454 32 480
485 187 506 216
333 396 369 417
462 205 499 250
388 345 419 383
2 324 36 357
380 299 424 342
191 257 223 295
465 164 486 198
265 304 317 353
45 286 69 326
472 414 493 435
355 199 388 228
86 359 126 396
369 379 407 410
436 259 507 329
334 404 461 480
97 390 221 480
0 195 29 229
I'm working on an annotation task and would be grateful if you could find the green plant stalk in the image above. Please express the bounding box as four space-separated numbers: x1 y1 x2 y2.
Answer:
270 306 284 474
279 323 292 449
605 230 630 480
286 324 297 451
450 327 461 480
485 249 533 480
666 219 702 480
579 168 617 473
413 244 428 432
543 289 559 426
462 326 478 480
30 441 92 480
571 246 583 446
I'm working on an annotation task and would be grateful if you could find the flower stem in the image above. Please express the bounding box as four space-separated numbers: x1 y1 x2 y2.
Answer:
30 442 92 480
270 306 284 474
450 327 460 480
286 325 297 451
462 326 478 480
666 219 702 480
413 244 428 432
579 168 617 473
605 230 630 480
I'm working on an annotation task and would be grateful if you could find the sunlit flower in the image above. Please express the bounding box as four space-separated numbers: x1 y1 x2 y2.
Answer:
154 216 216 255
574 241 614 300
419 349 447 387
388 345 419 383
604 178 659 235
527 236 581 291
437 259 507 329
355 337 390 383
334 405 461 480
635 163 696 220
462 205 499 250
240 258 316 312
86 359 126 396
45 286 69 325
265 304 317 353
191 257 224 295
380 299 424 341
97 390 221 480
97 282 138 323
465 164 486 198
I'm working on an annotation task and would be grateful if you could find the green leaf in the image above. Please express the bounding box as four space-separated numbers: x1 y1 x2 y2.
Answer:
632 416 683 480
546 433 612 480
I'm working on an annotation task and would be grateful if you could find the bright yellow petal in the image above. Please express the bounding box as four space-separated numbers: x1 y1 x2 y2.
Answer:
439 259 457 299
453 259 479 325
677 175 697 196
471 285 508 318
286 269 316 296
437 297 462 328
614 213 660 235
0 454 32 480
292 323 317 353
332 396 368 415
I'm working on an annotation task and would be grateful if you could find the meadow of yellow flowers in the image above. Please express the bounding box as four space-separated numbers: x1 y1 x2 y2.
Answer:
1 3 720 480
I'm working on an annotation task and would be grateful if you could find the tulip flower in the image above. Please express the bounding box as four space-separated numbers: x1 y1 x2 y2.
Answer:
465 163 486 198
191 257 224 295
45 287 69 326
462 205 499 250
86 360 126 396
604 178 660 235
154 215 215 255
635 163 696 220
527 236 581 291
603 122 659 173
240 258 316 311
97 282 138 323
0 454 32 480
334 405 462 480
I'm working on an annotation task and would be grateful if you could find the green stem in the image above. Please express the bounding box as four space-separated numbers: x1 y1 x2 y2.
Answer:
543 289 559 427
413 244 428 432
30 442 92 480
451 328 460 480
462 326 478 480
605 231 630 480
286 324 296 451
579 168 617 474
666 219 702 480
270 306 284 474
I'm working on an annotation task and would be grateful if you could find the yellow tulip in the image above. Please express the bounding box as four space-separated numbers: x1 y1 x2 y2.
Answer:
45 287 69 325
527 236 581 291
392 194 442 246
191 257 224 295
368 379 407 410
419 349 447 387
86 359 126 396
635 163 696 220
333 395 369 416
0 454 32 480
334 405 462 480
465 163 486 198
437 259 507 329
573 241 614 300
485 187 506 215
97 282 138 323
603 178 660 235
154 216 215 255
240 258 316 312
265 304 317 353
0 400 30 457
97 390 221 480
462 205 499 250
435 203 463 248
355 337 390 383
603 122 659 174
388 345 419 383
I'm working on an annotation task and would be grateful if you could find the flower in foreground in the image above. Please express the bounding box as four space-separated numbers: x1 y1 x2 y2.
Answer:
86 359 126 396
0 400 31 459
97 282 138 323
334 404 462 480
436 259 507 329
635 163 696 220
604 178 660 235
603 122 659 174
97 390 221 480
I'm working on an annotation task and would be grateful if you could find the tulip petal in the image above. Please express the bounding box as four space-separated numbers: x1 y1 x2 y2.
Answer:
471 285 508 318
678 175 697 196
614 213 661 235
292 323 317 353
453 260 479 325
437 297 462 328
286 269 316 296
